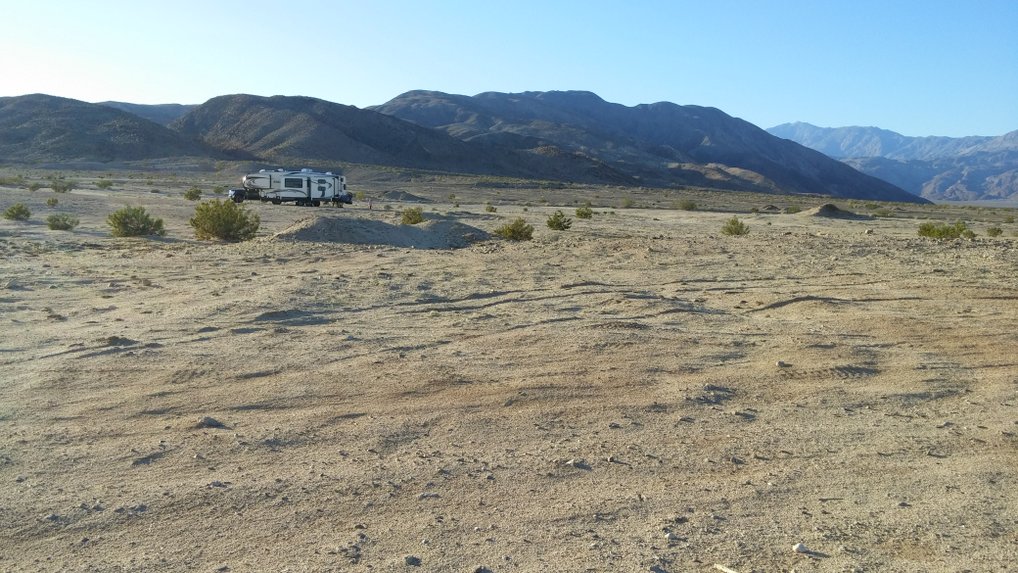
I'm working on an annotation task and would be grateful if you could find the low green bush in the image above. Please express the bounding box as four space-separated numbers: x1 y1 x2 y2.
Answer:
46 213 79 231
575 205 593 219
95 179 113 190
494 217 534 241
46 197 59 207
721 216 749 236
986 226 1003 237
50 180 75 193
675 199 697 211
918 221 975 240
546 210 572 231
107 206 165 237
401 206 424 225
190 199 260 241
485 203 497 213
183 187 202 201
3 203 31 221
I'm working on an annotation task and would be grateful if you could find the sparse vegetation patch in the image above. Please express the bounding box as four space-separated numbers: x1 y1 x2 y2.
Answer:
918 221 975 240
575 205 593 219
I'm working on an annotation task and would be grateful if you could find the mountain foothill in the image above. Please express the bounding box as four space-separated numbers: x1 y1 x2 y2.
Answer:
4 90 1009 203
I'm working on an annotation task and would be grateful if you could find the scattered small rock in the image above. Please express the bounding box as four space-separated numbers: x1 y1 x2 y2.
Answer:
776 360 790 368
418 492 440 500
404 555 421 566
565 458 591 470
792 542 810 553
196 416 226 429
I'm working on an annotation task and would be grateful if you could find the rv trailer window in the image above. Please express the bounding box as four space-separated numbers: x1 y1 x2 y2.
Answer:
284 178 304 189
317 179 327 184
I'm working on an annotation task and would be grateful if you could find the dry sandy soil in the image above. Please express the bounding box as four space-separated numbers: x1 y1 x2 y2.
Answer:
1 176 1017 572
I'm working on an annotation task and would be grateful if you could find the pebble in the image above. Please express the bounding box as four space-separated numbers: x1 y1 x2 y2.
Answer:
792 542 810 553
776 360 790 368
418 492 440 500
404 555 421 566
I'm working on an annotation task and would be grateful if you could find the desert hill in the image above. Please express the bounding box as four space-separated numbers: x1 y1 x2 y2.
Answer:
769 122 1018 201
0 91 927 203
372 90 925 203
0 94 213 162
170 94 626 183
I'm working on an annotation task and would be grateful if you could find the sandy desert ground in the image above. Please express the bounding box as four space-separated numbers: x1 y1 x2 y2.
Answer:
1 173 1017 572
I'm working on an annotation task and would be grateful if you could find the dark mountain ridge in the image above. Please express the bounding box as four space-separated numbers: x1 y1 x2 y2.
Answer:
1 91 925 203
0 94 213 162
768 122 1018 201
372 90 923 203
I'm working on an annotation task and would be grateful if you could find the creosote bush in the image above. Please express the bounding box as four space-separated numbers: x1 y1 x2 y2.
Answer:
401 206 424 225
494 217 534 241
95 179 113 190
575 205 593 219
50 180 75 193
675 199 697 211
190 199 260 241
3 203 31 221
46 213 79 231
46 197 59 207
721 216 749 236
183 187 202 201
918 221 975 240
546 210 572 231
107 206 165 237
985 226 1003 237
485 204 497 213
28 183 41 192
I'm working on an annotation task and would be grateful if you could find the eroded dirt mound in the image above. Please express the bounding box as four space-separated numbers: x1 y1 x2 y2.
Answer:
269 214 488 248
801 203 870 219
379 190 431 203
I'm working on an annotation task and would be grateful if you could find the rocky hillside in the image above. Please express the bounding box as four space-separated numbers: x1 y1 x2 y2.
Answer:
373 90 924 203
769 122 1018 201
169 94 623 182
0 91 927 203
0 94 212 162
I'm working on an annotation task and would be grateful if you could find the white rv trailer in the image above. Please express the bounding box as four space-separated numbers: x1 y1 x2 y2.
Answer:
241 168 352 206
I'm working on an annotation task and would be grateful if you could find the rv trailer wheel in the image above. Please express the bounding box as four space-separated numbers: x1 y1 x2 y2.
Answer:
312 200 321 207
271 198 282 205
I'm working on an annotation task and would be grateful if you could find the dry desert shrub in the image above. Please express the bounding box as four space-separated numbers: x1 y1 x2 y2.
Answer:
190 199 260 241
401 207 424 225
575 205 593 219
3 203 31 221
546 210 572 231
494 217 534 241
918 221 975 240
46 213 79 231
107 206 166 237
183 187 202 201
721 216 749 236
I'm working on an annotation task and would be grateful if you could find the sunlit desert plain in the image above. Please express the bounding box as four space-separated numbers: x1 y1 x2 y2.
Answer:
2 169 1017 572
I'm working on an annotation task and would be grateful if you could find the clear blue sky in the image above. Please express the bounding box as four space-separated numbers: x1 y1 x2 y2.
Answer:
3 0 1015 137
